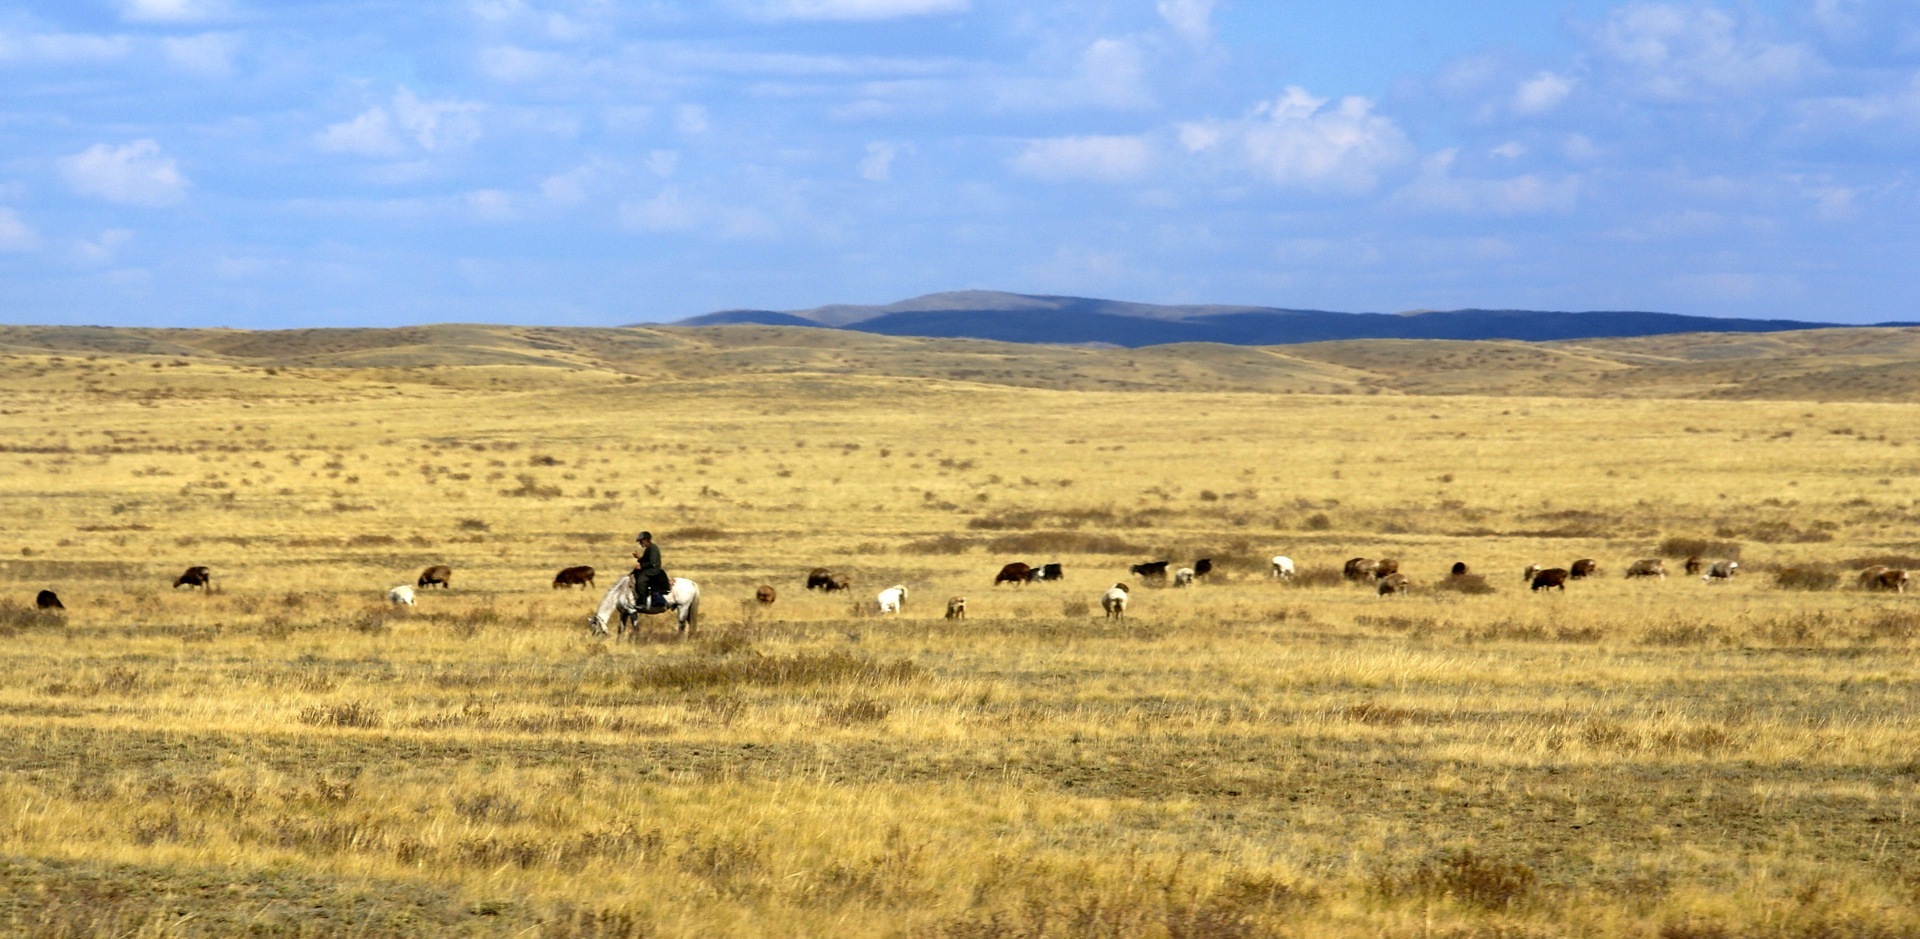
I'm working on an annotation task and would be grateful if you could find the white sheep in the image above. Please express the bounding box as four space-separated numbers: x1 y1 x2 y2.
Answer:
877 584 908 614
387 584 416 607
1270 555 1295 579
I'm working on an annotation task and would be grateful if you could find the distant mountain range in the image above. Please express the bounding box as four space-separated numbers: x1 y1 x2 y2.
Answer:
674 290 1906 347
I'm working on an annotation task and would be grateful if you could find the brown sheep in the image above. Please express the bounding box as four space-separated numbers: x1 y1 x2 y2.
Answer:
823 574 852 593
1377 572 1410 596
552 565 596 589
945 596 967 619
806 568 834 590
1684 556 1705 577
417 565 452 589
173 566 211 590
1868 569 1908 593
1858 566 1892 589
1344 557 1377 581
1624 558 1667 579
995 562 1035 586
755 585 777 604
1449 562 1469 577
35 589 63 610
1192 558 1213 578
1531 568 1570 591
1570 558 1598 579
1372 558 1400 580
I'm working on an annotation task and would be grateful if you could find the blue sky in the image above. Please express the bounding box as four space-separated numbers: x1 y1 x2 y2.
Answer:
2 0 1917 327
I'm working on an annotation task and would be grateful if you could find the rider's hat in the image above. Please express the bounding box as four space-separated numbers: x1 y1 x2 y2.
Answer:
635 531 652 542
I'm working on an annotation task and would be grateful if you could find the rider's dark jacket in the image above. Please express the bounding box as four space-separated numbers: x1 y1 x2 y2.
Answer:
635 542 668 595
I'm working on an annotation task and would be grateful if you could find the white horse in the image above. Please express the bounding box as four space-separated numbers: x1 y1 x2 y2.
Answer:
588 572 701 638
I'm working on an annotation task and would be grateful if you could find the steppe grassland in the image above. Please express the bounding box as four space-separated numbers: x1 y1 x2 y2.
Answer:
0 349 1918 937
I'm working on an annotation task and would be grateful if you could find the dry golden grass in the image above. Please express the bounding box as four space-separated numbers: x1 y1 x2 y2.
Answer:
0 327 1918 937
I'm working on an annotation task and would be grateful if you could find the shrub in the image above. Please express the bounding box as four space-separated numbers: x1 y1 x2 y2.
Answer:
1434 573 1495 595
298 701 383 728
1773 567 1839 591
1658 537 1740 560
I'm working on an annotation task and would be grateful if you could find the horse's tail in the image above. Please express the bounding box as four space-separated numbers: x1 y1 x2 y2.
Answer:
682 587 700 632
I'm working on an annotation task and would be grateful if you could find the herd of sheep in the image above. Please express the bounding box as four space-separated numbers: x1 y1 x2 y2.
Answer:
23 550 1909 627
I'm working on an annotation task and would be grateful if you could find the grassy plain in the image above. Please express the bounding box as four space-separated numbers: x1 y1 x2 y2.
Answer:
1 325 1918 937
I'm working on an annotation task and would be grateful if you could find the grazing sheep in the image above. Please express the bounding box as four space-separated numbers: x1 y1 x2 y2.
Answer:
877 584 908 615
552 565 596 589
1449 562 1469 577
1377 572 1411 596
1703 560 1739 583
1570 559 1598 579
806 568 834 590
388 585 416 606
945 596 967 619
755 585 777 604
1173 567 1196 587
1344 558 1376 581
417 565 452 589
173 566 211 590
1270 556 1296 579
824 574 852 593
1034 563 1065 582
995 562 1035 586
1101 583 1130 620
1192 558 1214 578
1868 569 1910 593
1624 558 1668 579
1130 560 1171 581
1372 559 1400 580
35 589 63 610
1531 568 1570 592
1684 556 1706 577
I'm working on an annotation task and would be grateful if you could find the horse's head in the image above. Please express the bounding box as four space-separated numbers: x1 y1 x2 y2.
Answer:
587 611 608 636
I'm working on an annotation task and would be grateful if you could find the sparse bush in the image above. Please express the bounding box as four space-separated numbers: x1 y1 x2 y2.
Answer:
670 526 729 541
1304 512 1333 531
901 534 974 554
628 652 918 691
985 531 1147 555
456 517 490 532
1773 567 1839 591
298 701 383 728
1062 598 1091 617
1434 573 1495 595
1380 848 1537 910
1658 537 1741 560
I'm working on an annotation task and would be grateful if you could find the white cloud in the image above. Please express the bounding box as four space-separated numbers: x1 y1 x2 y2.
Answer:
739 0 969 21
0 208 38 252
75 228 135 264
1183 87 1414 194
465 189 516 221
1010 135 1154 184
859 141 903 181
992 37 1154 112
59 140 190 207
621 188 697 232
646 150 680 178
316 89 485 157
118 0 225 22
1397 149 1579 215
1588 3 1819 100
0 31 131 64
1513 71 1572 115
541 160 613 204
675 104 710 136
162 32 241 76
317 108 404 157
1157 0 1215 44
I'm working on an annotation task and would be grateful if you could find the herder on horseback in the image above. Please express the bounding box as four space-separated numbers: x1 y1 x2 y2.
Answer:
632 530 671 612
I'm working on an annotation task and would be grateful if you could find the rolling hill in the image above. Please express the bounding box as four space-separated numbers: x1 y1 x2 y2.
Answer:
678 290 1901 347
